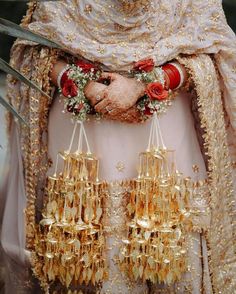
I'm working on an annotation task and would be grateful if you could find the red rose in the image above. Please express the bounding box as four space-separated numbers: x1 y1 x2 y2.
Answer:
62 79 78 97
74 103 84 114
144 106 152 116
67 103 74 113
76 60 98 73
133 58 155 72
146 82 168 100
60 70 69 88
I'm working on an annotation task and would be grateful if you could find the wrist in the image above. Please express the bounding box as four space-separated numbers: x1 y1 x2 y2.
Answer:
137 80 146 98
57 65 70 88
50 60 68 86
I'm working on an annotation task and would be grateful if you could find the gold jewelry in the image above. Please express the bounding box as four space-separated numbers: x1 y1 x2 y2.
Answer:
118 113 194 284
31 116 208 291
32 123 108 292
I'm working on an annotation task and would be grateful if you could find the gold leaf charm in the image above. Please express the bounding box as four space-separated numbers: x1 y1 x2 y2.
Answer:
131 250 139 263
74 240 81 250
95 207 103 222
45 252 54 259
40 218 54 226
82 252 90 267
144 231 151 240
75 263 81 281
127 203 134 215
82 269 87 283
87 268 93 282
66 271 72 288
67 191 74 203
84 207 93 223
46 202 53 215
139 265 144 278
71 207 77 218
147 256 155 269
174 228 182 240
132 267 139 280
95 270 100 283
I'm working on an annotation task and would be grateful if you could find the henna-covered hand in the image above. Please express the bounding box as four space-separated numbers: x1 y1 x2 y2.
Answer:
84 81 108 103
91 72 145 117
104 105 144 123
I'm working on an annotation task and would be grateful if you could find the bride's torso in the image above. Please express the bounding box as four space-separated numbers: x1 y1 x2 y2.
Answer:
46 89 208 294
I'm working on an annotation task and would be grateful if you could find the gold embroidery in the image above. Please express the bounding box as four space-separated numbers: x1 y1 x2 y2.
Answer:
84 4 92 14
178 54 236 293
116 161 125 172
66 33 76 43
192 165 200 173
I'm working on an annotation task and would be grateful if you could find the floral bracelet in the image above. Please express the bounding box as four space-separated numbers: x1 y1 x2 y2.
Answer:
132 58 176 118
59 59 178 121
59 61 102 121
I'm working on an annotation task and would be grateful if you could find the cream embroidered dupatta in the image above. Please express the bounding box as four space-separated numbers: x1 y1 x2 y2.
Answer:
1 0 236 292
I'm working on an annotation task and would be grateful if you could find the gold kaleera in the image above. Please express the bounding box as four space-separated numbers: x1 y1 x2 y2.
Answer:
32 122 108 293
118 112 195 285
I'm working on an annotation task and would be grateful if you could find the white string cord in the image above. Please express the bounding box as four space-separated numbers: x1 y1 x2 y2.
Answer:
81 123 91 154
76 121 83 154
147 112 166 150
67 121 78 153
53 153 59 176
155 112 166 149
154 114 159 148
66 121 92 155
147 115 154 151
151 115 157 148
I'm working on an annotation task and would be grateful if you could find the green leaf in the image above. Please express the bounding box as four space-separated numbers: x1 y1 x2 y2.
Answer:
0 94 28 126
0 57 51 100
0 17 62 49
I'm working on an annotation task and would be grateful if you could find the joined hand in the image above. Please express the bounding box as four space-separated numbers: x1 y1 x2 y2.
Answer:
84 72 146 119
